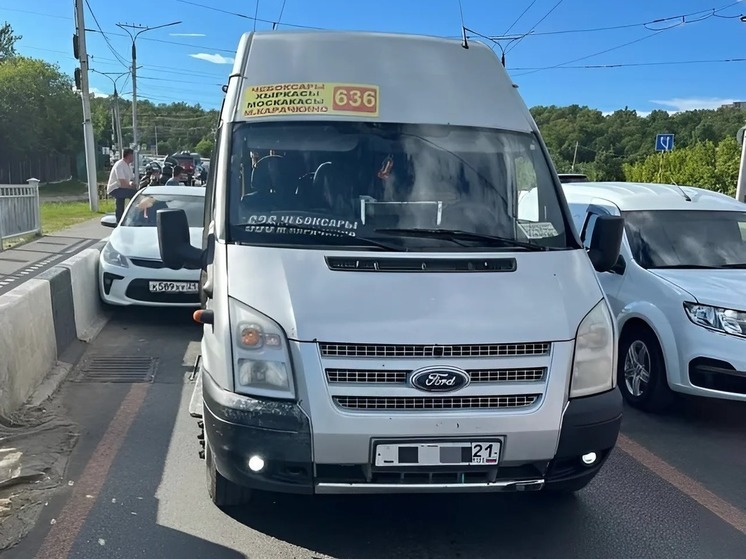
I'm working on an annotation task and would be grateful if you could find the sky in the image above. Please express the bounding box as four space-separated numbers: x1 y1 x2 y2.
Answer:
2 0 745 115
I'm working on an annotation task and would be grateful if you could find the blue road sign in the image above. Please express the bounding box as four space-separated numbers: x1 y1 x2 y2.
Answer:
655 133 675 152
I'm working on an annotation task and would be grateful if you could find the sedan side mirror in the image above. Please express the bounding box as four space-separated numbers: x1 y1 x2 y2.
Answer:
588 215 624 273
100 214 117 228
157 209 205 270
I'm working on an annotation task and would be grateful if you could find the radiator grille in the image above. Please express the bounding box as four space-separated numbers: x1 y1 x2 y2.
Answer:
325 368 546 384
319 343 550 359
334 394 540 411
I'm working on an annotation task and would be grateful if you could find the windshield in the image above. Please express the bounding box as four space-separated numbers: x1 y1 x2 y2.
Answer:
122 193 205 228
226 122 572 251
624 210 746 268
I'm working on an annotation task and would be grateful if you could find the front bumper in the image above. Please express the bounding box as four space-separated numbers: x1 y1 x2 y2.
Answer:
203 372 622 495
99 256 201 307
671 321 746 402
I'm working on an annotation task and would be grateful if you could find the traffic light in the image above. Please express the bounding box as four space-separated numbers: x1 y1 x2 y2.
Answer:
73 34 80 60
74 68 81 90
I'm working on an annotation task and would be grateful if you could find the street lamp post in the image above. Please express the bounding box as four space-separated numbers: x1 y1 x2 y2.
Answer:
116 21 180 179
91 70 128 158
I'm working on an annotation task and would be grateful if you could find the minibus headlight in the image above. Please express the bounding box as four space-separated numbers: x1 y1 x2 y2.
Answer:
570 300 615 398
229 298 295 400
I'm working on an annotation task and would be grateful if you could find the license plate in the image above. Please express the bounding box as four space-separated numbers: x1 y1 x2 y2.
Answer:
148 281 198 293
375 441 500 467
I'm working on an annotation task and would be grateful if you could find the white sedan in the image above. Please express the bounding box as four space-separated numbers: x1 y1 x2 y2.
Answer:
98 186 205 307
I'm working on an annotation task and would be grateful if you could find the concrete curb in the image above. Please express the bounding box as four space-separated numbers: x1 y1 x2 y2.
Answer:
0 246 108 417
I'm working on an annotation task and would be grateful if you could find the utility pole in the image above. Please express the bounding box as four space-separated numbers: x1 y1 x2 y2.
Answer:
116 21 181 181
154 125 159 156
92 70 128 159
73 0 99 211
113 91 124 157
736 126 746 203
571 141 579 172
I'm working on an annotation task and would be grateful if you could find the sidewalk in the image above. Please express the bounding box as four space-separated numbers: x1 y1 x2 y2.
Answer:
0 218 110 296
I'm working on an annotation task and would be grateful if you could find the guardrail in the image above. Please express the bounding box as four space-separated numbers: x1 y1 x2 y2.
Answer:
0 178 41 251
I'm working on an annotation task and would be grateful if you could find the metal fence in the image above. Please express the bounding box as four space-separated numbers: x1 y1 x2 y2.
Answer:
0 179 41 251
0 153 73 184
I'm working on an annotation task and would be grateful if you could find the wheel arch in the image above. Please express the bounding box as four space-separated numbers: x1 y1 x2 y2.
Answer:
617 303 679 383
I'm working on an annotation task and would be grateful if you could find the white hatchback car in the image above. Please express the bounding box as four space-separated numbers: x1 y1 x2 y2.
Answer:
563 181 746 412
99 186 205 307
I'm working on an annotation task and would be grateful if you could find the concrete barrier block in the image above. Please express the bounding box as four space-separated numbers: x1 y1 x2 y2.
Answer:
58 248 108 342
36 266 76 356
0 280 56 417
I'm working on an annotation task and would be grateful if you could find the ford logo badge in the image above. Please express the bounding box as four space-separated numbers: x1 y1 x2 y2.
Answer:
410 366 470 393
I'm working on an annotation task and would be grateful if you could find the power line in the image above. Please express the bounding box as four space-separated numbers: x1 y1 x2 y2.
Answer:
479 0 743 41
0 7 69 20
83 0 130 68
274 0 288 30
510 57 746 70
503 1 538 36
86 28 237 54
175 0 322 30
253 0 260 32
506 0 565 54
511 26 678 76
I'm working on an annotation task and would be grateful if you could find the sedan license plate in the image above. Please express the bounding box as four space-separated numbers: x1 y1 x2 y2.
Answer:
148 281 198 293
375 441 500 467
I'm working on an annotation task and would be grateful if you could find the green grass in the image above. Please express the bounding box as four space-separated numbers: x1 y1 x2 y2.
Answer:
1 193 116 250
38 179 89 198
40 199 115 234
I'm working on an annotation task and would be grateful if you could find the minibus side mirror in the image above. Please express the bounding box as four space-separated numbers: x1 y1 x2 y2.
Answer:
587 215 624 273
157 209 205 270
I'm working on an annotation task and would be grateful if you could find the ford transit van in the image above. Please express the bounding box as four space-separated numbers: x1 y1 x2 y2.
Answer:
157 30 625 507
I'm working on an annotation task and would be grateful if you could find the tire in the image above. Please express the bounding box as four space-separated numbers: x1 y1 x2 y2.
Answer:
205 442 253 508
618 326 674 413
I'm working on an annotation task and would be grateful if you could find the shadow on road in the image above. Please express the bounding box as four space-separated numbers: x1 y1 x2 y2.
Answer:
73 306 246 558
6 306 246 559
226 490 602 558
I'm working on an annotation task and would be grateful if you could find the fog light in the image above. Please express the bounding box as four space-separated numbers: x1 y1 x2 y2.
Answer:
248 455 265 472
581 452 598 465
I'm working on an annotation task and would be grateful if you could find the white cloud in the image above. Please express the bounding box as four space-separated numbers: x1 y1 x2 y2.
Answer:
189 52 234 64
650 97 737 112
90 87 110 98
171 33 207 37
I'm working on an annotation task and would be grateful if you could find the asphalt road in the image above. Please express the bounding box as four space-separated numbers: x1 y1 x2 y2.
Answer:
5 308 746 559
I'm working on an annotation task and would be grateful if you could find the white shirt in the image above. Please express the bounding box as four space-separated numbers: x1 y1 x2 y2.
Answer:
107 159 134 193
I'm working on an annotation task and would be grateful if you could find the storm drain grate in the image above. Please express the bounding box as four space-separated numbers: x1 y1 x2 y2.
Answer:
76 356 158 383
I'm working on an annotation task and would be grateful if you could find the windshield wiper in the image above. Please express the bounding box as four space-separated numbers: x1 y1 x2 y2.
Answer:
717 263 746 269
374 228 548 251
238 224 404 251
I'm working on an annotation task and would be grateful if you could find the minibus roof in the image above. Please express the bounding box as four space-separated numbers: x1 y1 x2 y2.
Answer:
227 30 535 132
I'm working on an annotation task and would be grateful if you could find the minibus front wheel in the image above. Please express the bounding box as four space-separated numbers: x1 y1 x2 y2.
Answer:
206 440 253 508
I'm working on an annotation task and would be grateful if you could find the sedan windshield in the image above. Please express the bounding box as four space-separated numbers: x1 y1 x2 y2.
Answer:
624 210 746 268
226 122 572 251
121 193 205 228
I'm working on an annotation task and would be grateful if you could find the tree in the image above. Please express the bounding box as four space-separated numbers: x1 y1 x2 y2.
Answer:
0 22 21 61
195 137 213 158
0 57 82 158
623 137 740 194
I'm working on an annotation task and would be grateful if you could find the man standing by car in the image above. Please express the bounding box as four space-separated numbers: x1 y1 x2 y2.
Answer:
107 148 137 222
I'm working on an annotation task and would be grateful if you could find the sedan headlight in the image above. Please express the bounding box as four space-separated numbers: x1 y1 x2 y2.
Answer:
229 298 295 399
684 302 746 337
570 300 616 398
101 243 128 268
